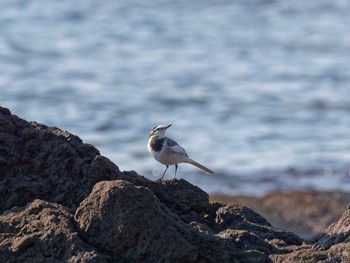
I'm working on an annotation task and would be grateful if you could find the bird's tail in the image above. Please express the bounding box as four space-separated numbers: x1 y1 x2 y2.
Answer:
188 159 214 174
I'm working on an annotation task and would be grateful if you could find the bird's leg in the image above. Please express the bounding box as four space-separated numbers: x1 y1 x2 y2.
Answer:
161 165 169 180
172 164 178 181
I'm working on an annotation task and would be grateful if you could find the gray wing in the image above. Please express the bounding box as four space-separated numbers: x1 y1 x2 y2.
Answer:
167 137 189 157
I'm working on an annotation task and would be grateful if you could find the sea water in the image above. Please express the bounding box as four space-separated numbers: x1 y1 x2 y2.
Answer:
1 0 350 195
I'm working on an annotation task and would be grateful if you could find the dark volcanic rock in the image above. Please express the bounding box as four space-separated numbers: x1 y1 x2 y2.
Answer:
75 180 198 262
1 106 349 263
150 179 210 215
0 107 124 213
211 191 350 238
272 208 350 262
74 180 281 262
0 199 108 263
312 207 350 249
213 204 301 249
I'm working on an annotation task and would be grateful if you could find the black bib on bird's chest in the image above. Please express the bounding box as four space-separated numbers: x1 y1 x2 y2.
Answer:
151 138 165 152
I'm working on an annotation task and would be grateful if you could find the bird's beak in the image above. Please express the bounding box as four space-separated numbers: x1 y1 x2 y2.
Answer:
166 124 172 129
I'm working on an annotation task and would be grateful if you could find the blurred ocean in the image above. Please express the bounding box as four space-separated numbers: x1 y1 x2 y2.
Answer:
1 0 350 195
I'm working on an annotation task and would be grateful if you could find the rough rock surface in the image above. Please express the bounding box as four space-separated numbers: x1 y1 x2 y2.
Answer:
75 180 199 262
0 200 109 263
272 208 350 262
0 106 349 262
211 191 350 238
0 106 124 213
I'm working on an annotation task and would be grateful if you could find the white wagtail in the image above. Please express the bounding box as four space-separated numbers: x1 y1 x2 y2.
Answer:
148 124 214 180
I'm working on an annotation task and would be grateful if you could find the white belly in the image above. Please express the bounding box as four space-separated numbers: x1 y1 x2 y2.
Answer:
154 149 179 165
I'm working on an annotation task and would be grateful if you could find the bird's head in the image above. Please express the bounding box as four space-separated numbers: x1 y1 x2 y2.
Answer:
149 124 172 138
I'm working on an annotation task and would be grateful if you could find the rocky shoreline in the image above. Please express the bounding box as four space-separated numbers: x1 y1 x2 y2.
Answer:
1 106 350 262
211 191 350 239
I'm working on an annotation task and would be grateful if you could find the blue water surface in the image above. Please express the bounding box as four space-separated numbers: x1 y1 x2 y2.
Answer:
1 0 350 195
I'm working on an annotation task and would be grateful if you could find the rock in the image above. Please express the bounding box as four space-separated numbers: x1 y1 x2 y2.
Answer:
0 107 124 213
74 179 304 262
75 180 198 262
139 178 210 224
74 180 276 262
267 193 350 262
312 208 350 249
213 204 302 249
0 199 108 263
211 190 350 238
118 173 210 224
149 179 210 215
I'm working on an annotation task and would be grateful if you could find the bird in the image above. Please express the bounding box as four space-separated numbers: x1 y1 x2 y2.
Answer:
148 124 214 180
